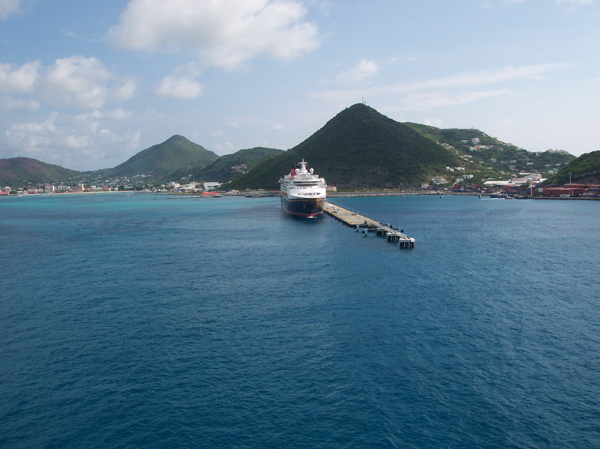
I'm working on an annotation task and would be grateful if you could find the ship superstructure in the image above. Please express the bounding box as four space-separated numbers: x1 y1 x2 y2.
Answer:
279 160 326 217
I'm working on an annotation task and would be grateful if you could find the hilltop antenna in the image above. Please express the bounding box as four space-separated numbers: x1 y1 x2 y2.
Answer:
362 97 367 105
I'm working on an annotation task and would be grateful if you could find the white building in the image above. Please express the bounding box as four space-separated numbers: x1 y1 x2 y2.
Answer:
203 182 221 191
181 182 200 192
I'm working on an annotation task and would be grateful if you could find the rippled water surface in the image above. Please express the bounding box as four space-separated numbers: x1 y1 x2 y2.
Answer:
1 193 599 448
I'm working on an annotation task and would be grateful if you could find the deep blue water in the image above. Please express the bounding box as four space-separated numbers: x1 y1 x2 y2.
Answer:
1 193 599 448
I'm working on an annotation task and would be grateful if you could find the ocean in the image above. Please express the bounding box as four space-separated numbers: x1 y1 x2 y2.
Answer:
1 193 599 448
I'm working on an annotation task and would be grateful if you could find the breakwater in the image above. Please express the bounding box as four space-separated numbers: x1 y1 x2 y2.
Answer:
320 200 415 248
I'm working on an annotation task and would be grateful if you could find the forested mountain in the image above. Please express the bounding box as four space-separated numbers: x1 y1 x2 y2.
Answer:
407 123 575 183
101 135 219 183
1 106 579 190
229 104 461 190
169 147 284 184
545 150 600 184
0 157 80 187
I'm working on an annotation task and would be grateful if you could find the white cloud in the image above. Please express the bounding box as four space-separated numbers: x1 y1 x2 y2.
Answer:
0 56 136 109
7 111 58 135
0 96 40 111
107 108 134 120
215 141 236 154
112 80 136 102
155 76 202 99
335 60 379 85
309 64 561 108
155 63 203 99
109 0 320 70
0 0 25 20
392 64 560 92
2 111 140 169
75 108 134 125
38 55 135 108
0 61 41 93
556 0 593 4
388 90 514 112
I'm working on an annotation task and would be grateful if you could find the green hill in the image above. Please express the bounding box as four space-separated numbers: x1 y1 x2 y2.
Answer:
229 104 461 190
0 157 80 188
406 123 575 183
169 147 284 184
103 135 219 183
545 150 600 185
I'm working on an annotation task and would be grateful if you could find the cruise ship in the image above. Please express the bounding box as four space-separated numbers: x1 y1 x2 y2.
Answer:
279 160 326 217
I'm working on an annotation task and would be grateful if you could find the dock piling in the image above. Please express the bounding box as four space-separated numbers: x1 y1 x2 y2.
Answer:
319 200 415 249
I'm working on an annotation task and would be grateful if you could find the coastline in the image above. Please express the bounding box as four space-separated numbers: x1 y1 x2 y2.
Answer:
4 189 598 201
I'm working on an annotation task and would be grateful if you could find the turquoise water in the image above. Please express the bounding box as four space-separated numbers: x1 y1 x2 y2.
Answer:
1 193 599 448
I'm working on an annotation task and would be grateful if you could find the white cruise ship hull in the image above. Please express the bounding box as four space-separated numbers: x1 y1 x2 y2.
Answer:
280 192 324 217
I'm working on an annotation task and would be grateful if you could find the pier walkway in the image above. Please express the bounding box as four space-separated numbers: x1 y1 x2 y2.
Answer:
320 200 415 248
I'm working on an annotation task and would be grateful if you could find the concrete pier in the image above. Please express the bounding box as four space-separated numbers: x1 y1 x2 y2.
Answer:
320 200 415 249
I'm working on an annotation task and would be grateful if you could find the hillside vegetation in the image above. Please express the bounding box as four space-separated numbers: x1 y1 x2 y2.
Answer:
0 157 80 187
0 105 580 190
170 147 284 183
545 150 600 184
407 123 575 184
102 135 219 183
229 104 461 190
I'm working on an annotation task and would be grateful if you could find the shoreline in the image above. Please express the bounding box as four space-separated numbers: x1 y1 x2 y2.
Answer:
3 189 598 201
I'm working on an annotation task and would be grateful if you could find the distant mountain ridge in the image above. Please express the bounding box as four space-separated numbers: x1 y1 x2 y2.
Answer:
171 147 284 184
102 135 219 183
229 104 462 190
406 123 575 180
545 150 600 185
0 104 580 189
0 157 80 187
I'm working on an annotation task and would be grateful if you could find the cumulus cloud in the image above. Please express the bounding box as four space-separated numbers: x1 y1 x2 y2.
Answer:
155 76 202 99
335 60 379 85
109 0 320 70
37 56 136 108
0 96 40 111
0 56 136 109
0 0 25 20
154 63 203 99
0 61 41 93
2 110 140 169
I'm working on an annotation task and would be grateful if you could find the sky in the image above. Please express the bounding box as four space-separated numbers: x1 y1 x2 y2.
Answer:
1 0 599 171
